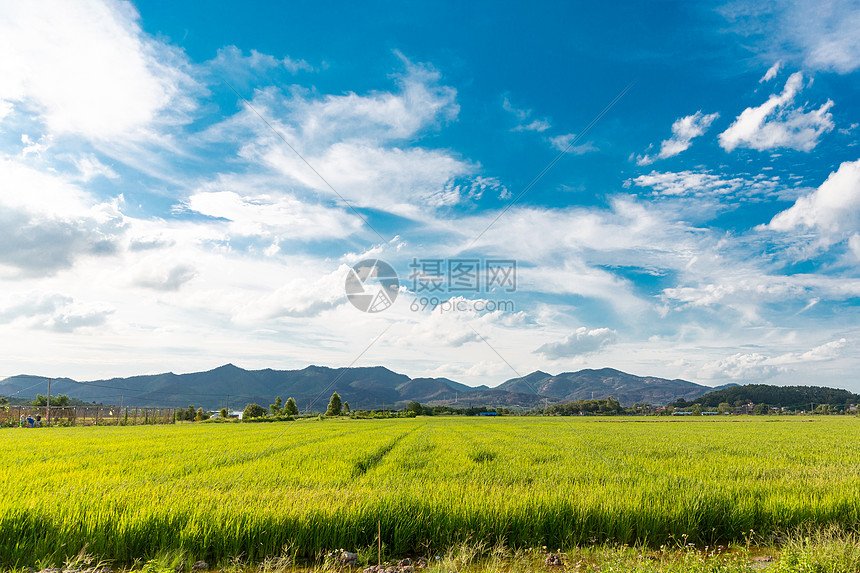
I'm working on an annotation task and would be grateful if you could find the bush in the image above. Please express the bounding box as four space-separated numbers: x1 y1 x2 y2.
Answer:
242 403 267 420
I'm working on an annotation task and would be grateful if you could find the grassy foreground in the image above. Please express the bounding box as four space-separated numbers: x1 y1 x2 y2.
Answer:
1 416 858 567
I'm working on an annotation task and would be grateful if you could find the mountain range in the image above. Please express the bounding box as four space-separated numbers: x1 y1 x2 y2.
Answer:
0 364 732 411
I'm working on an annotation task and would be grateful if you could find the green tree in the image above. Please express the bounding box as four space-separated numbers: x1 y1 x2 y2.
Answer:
753 403 768 415
326 392 342 416
186 405 196 421
31 394 70 407
717 402 731 414
242 403 267 419
691 404 702 416
405 401 423 416
0 396 8 406
219 408 228 418
195 407 209 421
284 397 299 416
270 396 283 415
343 401 351 414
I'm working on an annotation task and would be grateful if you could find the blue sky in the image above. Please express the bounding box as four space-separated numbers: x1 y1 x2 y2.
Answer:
1 0 860 391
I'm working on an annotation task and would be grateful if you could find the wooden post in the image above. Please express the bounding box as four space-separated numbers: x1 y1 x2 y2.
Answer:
378 520 381 568
46 378 51 425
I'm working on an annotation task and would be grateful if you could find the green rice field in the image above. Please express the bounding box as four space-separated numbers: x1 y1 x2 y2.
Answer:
1 416 858 567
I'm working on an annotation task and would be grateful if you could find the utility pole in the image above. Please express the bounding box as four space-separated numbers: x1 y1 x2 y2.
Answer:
226 394 229 412
46 378 51 424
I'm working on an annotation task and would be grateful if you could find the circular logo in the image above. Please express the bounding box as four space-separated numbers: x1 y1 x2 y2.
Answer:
345 259 399 313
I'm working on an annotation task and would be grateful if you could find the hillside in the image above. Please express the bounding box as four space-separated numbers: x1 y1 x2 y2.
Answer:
675 384 860 410
1 365 725 410
497 368 723 405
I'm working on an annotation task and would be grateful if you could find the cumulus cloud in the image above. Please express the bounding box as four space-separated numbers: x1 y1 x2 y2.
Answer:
42 305 113 333
765 159 860 247
231 265 352 321
219 58 492 215
534 327 617 359
719 72 834 152
0 293 113 333
699 338 848 380
0 0 199 140
637 111 719 165
0 159 125 277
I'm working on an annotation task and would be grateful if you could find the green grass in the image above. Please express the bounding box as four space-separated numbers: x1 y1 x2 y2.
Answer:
1 416 858 567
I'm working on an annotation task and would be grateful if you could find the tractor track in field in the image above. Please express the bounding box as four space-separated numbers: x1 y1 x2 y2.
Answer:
352 423 424 477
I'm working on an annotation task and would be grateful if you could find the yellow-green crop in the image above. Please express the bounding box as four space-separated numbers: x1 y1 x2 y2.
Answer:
1 416 858 566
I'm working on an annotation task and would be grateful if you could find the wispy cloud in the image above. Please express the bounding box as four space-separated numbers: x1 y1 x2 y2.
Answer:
759 61 782 82
722 1 860 74
502 97 551 132
549 133 597 154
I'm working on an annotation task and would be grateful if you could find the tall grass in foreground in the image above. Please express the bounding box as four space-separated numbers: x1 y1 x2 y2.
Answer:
0 417 858 566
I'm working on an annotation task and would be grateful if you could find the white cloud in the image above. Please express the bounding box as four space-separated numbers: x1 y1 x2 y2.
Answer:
637 111 719 165
183 187 361 241
133 262 197 292
0 0 199 140
262 140 475 216
214 59 488 216
274 59 459 148
549 133 598 154
502 97 551 132
73 155 119 181
699 338 848 380
208 45 313 81
0 292 113 333
534 327 617 359
765 159 860 246
760 61 782 82
0 100 12 121
719 72 834 152
0 158 125 277
629 169 780 200
723 1 860 74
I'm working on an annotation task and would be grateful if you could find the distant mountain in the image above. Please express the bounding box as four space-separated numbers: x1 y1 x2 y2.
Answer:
497 368 720 406
675 384 860 410
0 364 726 411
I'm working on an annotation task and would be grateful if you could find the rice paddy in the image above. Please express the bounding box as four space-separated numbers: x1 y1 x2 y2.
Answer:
1 416 858 567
